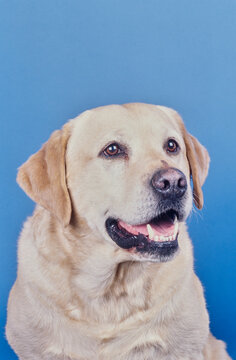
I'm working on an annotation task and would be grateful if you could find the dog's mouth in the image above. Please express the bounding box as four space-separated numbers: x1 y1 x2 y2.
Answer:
105 209 179 261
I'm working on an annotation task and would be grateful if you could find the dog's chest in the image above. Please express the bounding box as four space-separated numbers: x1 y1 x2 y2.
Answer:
98 316 207 360
46 307 207 360
58 263 208 359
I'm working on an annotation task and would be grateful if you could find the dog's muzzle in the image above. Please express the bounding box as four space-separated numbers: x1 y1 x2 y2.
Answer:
105 168 188 261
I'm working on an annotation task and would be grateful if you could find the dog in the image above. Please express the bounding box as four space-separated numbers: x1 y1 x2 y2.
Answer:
6 103 231 359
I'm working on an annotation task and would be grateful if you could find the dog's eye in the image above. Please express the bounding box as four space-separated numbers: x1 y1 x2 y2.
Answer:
166 139 180 154
103 143 122 157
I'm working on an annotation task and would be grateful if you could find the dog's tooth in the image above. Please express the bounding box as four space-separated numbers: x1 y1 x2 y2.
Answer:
154 235 159 242
160 236 165 242
174 222 179 236
147 224 154 240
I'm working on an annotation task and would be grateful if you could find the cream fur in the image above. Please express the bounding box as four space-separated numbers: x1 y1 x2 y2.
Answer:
6 103 231 360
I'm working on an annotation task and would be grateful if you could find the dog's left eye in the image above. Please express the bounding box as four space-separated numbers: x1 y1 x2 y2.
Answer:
165 139 180 154
102 143 123 157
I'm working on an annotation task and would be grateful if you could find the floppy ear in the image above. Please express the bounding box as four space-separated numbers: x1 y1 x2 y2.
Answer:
17 123 72 226
183 132 210 209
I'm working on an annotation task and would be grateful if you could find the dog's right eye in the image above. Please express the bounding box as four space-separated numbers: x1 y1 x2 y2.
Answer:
101 142 126 158
103 143 121 157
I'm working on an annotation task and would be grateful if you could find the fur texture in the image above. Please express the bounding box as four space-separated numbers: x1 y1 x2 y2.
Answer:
6 103 231 360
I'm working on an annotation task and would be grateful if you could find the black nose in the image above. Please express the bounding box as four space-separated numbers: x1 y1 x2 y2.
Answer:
151 168 187 198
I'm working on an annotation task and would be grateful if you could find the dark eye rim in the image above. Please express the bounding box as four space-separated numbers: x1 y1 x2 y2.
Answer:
164 138 180 154
99 142 128 159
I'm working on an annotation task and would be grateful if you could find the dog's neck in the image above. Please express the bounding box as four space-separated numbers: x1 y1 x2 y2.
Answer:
62 215 193 325
31 208 193 325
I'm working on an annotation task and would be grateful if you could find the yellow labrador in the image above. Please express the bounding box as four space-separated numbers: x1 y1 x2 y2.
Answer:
6 103 231 360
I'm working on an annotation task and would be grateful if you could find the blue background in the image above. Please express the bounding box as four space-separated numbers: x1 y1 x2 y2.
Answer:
1 1 235 358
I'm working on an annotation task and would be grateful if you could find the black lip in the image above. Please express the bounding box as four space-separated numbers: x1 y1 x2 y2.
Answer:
105 211 179 260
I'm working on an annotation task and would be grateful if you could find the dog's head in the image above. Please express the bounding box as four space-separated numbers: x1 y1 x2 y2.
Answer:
17 103 209 262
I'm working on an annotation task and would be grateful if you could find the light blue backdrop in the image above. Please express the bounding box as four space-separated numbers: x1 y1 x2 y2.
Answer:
1 1 235 358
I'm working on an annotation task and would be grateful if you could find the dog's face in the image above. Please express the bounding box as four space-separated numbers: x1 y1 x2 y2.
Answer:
17 103 210 263
67 104 192 262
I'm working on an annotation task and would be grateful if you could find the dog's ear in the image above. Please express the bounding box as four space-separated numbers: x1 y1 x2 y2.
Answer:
157 106 210 209
17 123 72 226
183 131 210 209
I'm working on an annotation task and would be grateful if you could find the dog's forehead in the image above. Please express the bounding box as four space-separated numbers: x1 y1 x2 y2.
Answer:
71 103 182 149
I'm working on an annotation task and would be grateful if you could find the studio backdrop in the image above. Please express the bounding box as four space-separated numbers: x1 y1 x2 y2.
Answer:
0 0 235 359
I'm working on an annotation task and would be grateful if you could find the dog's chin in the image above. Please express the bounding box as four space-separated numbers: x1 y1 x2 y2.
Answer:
105 209 181 262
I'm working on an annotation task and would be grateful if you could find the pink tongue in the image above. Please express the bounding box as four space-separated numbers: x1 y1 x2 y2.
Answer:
119 220 175 237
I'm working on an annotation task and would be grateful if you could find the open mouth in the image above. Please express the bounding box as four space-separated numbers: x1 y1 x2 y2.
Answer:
105 209 179 260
